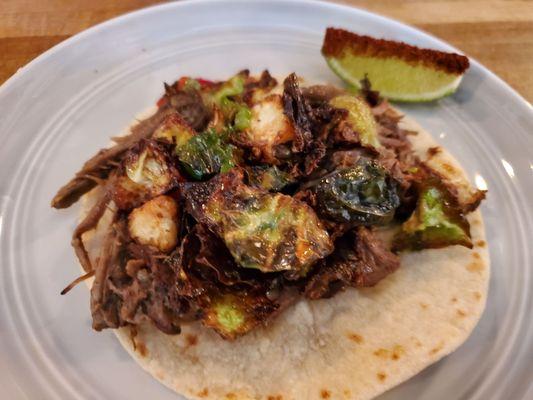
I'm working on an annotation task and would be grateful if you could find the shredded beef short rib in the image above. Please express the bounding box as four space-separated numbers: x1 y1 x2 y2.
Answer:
305 227 400 299
51 107 178 209
53 71 484 340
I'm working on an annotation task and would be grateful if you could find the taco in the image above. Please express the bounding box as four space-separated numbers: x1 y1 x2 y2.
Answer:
53 65 488 399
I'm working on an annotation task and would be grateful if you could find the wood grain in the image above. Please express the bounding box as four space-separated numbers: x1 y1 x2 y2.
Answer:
1 0 532 101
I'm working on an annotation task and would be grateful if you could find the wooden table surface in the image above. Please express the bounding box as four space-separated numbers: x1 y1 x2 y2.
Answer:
1 0 532 102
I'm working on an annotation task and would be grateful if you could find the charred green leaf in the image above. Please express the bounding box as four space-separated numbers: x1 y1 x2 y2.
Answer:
315 158 400 225
177 130 238 180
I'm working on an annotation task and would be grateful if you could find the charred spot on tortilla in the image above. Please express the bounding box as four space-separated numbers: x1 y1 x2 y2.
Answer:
347 332 364 343
53 65 487 400
136 341 148 357
185 334 198 347
427 146 442 158
429 341 445 355
467 261 484 273
373 345 405 360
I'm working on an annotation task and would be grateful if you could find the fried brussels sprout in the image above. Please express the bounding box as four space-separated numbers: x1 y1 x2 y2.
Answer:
236 94 295 163
124 145 172 187
315 158 400 225
183 170 333 274
330 95 381 148
128 195 179 253
393 178 473 251
202 292 277 339
113 141 177 209
246 165 294 192
152 113 195 147
176 129 238 180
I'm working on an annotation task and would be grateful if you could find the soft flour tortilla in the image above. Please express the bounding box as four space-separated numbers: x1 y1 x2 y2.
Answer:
80 106 489 400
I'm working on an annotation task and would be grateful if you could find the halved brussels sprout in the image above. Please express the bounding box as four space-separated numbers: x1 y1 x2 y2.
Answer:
202 292 277 339
234 94 295 163
393 178 473 251
315 158 400 225
330 95 381 148
125 147 172 188
113 141 177 209
177 129 238 180
183 170 333 274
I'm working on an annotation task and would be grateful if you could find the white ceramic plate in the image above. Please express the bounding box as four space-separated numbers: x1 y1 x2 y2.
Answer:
0 1 531 399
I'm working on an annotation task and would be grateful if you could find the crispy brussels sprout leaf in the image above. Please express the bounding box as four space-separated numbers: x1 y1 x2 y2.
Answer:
330 95 381 148
394 179 473 251
246 165 294 192
315 158 400 225
202 292 277 340
177 130 238 180
183 170 333 274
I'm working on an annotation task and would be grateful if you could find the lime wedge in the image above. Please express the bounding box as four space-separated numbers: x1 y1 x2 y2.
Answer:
322 28 469 102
